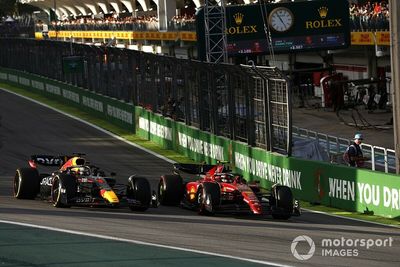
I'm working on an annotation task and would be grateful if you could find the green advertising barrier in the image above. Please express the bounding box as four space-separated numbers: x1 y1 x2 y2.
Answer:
1 67 399 218
135 106 230 163
78 87 104 118
104 97 135 132
174 121 230 164
232 142 400 218
135 106 151 140
136 106 172 148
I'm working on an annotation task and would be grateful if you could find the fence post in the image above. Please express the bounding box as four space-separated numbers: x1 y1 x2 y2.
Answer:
371 146 375 171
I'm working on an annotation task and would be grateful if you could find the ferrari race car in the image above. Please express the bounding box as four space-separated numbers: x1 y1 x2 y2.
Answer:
158 162 300 219
14 154 155 211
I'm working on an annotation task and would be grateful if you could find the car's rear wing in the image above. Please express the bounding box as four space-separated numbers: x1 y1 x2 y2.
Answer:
30 155 67 166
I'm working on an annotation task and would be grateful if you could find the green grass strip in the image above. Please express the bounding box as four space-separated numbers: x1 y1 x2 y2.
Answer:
301 201 400 227
1 81 399 227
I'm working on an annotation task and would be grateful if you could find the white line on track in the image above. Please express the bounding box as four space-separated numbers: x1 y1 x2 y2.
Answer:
0 219 292 267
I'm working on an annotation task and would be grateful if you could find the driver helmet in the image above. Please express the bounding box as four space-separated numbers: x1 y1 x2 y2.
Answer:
220 174 232 183
71 166 90 176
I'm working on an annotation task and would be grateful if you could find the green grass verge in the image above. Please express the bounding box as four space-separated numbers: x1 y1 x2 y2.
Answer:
301 201 400 227
1 82 399 227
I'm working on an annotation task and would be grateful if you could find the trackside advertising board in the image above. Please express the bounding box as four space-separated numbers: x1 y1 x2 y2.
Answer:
0 67 399 218
232 142 400 218
135 107 174 150
135 106 230 163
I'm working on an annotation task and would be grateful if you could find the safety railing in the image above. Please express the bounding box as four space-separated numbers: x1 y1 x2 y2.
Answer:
292 126 396 173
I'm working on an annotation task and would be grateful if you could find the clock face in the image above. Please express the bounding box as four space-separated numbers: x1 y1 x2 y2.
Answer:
268 7 294 32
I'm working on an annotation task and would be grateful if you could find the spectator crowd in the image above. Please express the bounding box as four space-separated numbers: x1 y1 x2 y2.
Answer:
350 1 389 31
39 13 196 32
46 15 160 32
33 1 390 33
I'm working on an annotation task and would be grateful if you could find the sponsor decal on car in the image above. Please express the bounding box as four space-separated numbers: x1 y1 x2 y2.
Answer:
76 197 93 203
40 177 53 186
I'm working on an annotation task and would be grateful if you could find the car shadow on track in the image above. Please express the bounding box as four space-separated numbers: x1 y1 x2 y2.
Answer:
1 202 398 238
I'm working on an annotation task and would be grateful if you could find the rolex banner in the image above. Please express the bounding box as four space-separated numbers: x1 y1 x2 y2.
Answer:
196 0 350 58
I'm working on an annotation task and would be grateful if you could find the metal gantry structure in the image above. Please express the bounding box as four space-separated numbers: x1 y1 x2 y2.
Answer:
201 0 291 155
204 0 228 63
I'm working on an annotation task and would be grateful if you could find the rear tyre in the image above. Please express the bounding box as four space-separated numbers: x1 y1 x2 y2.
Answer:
197 182 220 215
14 168 40 199
52 174 76 208
127 176 151 211
271 185 293 220
158 175 183 205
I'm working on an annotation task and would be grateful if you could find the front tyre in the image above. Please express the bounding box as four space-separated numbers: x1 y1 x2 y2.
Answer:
158 175 183 205
14 168 40 199
197 182 220 215
271 185 293 220
51 174 76 208
127 176 151 212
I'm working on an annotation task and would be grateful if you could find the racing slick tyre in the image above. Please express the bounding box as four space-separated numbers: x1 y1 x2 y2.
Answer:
271 185 293 220
14 168 40 199
158 175 183 205
127 176 151 212
197 182 220 215
52 174 77 208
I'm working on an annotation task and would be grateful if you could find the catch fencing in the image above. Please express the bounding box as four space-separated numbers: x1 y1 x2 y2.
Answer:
0 38 290 154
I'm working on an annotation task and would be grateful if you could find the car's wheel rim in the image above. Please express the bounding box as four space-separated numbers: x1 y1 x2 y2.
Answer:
13 174 21 197
197 189 201 203
52 178 60 204
158 182 164 200
197 187 204 211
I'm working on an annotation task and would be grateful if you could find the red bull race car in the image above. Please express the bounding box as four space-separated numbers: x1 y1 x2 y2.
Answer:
14 154 155 211
158 162 300 219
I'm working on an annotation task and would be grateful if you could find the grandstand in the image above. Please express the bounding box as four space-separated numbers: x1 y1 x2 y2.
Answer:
19 1 389 57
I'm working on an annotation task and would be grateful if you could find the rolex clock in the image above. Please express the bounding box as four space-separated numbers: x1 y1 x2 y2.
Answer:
268 7 294 32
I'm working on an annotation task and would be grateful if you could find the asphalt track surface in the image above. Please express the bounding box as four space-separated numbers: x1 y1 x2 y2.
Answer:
0 88 399 267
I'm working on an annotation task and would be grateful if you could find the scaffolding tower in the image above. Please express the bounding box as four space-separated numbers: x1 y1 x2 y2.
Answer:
204 0 228 63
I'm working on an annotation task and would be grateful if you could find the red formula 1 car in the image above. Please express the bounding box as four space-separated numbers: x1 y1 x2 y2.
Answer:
14 154 155 211
158 162 300 219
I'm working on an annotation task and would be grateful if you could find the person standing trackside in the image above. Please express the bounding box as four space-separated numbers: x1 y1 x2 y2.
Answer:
343 133 366 167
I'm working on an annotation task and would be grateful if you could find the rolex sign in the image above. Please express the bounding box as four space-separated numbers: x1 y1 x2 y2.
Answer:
196 0 350 58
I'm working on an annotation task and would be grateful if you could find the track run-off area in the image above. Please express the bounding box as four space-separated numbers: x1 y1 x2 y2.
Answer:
0 88 399 267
